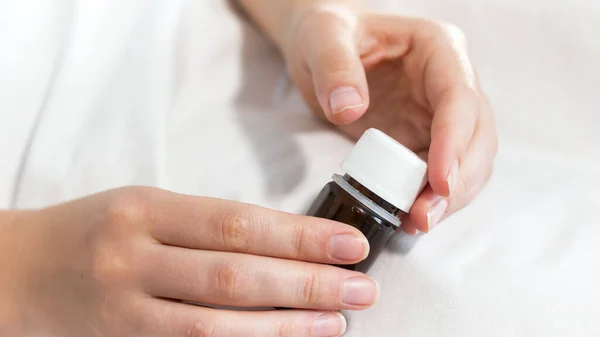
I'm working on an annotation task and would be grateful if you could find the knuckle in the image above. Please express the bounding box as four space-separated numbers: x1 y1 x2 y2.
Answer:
440 22 466 42
219 209 253 252
300 268 322 306
434 20 466 41
275 321 293 337
310 43 360 78
187 323 204 337
187 322 214 337
290 223 309 259
316 48 359 74
91 190 155 293
105 188 154 230
420 19 467 48
213 261 244 302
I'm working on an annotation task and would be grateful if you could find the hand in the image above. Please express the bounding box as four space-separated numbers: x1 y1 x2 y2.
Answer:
5 187 378 336
283 4 498 234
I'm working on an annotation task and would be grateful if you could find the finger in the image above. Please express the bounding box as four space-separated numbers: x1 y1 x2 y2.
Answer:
299 8 369 125
405 185 448 233
443 105 497 214
398 20 479 198
143 298 347 337
427 87 479 198
145 193 369 265
353 16 481 195
400 217 418 235
408 111 497 232
141 245 380 311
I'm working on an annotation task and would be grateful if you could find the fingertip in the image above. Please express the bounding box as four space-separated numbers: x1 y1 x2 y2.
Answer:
426 148 455 198
408 186 447 233
409 211 429 234
314 312 347 337
323 220 371 264
355 232 371 262
299 8 370 126
401 220 418 235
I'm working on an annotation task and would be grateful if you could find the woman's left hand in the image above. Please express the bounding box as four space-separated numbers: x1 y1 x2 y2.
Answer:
282 4 498 234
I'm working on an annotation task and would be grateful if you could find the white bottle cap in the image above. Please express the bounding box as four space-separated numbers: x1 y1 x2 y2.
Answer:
341 128 428 213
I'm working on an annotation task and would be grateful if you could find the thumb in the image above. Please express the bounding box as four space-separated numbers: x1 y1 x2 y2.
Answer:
303 12 369 125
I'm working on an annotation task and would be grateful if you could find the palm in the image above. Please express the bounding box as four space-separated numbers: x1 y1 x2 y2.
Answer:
337 58 433 159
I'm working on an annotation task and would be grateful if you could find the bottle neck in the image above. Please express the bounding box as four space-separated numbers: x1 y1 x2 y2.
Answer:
342 174 406 218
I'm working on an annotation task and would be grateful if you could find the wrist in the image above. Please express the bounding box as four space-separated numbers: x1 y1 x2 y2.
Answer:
0 210 41 334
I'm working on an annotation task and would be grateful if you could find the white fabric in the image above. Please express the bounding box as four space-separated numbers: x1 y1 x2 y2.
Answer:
1 0 599 336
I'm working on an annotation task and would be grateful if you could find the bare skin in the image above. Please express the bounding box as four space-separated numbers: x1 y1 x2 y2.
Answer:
1 187 375 336
1 0 497 335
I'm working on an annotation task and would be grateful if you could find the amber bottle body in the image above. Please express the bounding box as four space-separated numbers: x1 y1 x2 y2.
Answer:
306 174 406 273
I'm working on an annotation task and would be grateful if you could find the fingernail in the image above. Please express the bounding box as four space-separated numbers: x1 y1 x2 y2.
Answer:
342 277 380 306
314 312 347 337
329 87 363 115
447 160 459 196
327 234 369 261
427 198 448 231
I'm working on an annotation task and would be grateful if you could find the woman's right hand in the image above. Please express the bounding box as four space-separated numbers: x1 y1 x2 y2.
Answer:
3 186 378 337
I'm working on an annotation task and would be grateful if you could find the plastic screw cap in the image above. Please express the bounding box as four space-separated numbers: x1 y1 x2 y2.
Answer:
341 128 429 212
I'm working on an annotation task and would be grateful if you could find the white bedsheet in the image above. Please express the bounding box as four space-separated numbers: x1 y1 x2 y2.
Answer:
1 0 599 336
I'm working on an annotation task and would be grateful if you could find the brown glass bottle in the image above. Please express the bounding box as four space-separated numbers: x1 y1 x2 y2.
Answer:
306 174 407 273
275 129 427 310
309 128 428 274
